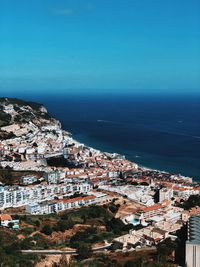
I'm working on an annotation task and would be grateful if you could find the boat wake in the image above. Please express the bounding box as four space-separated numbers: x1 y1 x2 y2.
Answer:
97 119 119 124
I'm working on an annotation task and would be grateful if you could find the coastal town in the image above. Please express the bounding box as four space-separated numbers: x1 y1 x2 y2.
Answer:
0 98 199 267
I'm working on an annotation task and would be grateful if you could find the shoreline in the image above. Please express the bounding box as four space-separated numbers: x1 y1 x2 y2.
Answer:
6 94 199 181
67 133 196 184
63 127 199 181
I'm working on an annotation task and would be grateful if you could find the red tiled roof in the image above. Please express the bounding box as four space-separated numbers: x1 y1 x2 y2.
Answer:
57 195 96 204
17 234 25 240
141 204 162 213
0 214 12 221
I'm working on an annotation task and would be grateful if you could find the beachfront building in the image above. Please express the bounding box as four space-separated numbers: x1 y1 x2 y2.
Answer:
186 214 200 267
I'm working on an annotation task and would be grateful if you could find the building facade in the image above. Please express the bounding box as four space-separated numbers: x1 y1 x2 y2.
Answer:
186 215 200 267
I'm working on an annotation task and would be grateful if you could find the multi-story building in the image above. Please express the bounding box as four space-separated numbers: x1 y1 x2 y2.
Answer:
26 192 108 215
20 175 37 185
44 170 66 184
173 187 199 200
159 188 173 203
0 182 92 209
136 204 164 220
186 214 200 267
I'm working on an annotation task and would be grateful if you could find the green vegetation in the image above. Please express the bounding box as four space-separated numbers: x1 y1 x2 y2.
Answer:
0 204 179 266
178 194 200 210
0 109 12 127
12 204 131 254
41 224 53 235
0 97 42 111
20 234 49 250
0 167 14 185
0 97 53 130
0 169 43 185
70 228 114 248
0 129 16 139
76 243 92 260
0 229 40 266
156 238 177 264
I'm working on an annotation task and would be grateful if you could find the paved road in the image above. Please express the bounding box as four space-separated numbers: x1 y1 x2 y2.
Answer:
21 249 76 255
21 243 112 255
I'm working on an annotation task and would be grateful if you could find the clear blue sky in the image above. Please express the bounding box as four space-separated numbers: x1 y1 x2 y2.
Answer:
0 0 200 95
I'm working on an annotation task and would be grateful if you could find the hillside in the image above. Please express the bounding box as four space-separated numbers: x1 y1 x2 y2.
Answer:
0 97 53 127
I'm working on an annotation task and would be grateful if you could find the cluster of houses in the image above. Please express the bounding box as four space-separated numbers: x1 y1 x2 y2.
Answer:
99 182 200 252
0 121 70 163
115 200 183 249
1 101 200 266
100 185 155 206
115 203 200 252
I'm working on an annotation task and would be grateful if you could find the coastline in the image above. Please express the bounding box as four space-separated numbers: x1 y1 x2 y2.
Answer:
1 95 199 182
68 133 195 184
37 94 200 181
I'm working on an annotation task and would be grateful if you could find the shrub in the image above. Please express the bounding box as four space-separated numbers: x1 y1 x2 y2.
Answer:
41 225 52 236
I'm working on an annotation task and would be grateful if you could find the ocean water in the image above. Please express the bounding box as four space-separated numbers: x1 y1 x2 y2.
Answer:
3 93 200 180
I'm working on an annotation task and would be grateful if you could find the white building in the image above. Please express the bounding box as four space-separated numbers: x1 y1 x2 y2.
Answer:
0 214 19 229
159 188 173 203
173 187 199 200
44 170 66 184
20 175 37 185
26 195 99 215
0 182 92 209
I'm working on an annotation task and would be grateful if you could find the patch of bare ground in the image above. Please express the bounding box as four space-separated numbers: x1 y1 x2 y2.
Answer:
112 195 144 218
109 249 156 265
35 255 71 267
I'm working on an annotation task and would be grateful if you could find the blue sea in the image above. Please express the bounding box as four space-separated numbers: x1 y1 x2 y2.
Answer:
3 93 200 181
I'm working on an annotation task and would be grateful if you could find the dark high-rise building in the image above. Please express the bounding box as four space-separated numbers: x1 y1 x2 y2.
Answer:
186 215 200 267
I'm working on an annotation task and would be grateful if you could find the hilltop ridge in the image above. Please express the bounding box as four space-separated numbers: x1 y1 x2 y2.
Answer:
0 97 53 128
0 97 125 171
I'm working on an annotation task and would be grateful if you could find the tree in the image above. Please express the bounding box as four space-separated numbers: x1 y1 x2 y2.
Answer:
131 181 138 186
108 203 119 214
124 260 140 267
140 182 149 186
56 220 71 232
156 238 177 264
81 214 86 223
153 189 160 203
8 222 14 229
110 241 123 251
180 195 200 210
76 243 92 260
89 253 121 267
106 218 125 234
41 225 52 235
34 220 40 227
